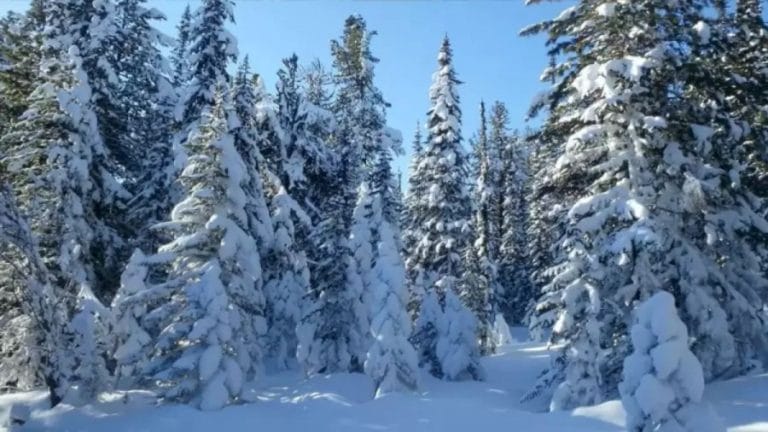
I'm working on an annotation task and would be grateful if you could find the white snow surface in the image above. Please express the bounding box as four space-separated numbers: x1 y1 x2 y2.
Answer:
3 330 767 432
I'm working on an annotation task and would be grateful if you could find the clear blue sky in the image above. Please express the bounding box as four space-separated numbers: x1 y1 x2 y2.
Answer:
0 0 568 177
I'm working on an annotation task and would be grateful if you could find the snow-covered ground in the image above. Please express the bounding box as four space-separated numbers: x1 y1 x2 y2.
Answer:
3 329 766 432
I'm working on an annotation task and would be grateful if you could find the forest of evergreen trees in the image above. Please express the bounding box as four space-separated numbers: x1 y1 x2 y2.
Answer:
0 0 766 430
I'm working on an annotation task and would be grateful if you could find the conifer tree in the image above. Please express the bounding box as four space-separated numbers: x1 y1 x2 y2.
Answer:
0 182 73 406
462 101 498 355
408 37 479 379
136 93 266 410
171 4 192 88
620 291 726 432
0 0 44 138
499 127 532 325
174 0 237 170
403 122 425 281
275 54 336 213
523 0 768 409
298 15 396 375
1 1 126 399
362 188 420 397
119 0 178 252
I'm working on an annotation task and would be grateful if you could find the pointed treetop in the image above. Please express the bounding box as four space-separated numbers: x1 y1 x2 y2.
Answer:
412 121 423 155
236 54 251 82
438 35 452 65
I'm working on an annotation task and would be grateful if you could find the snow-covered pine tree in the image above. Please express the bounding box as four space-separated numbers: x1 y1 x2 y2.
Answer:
298 15 395 375
302 59 334 110
0 182 73 406
498 125 532 325
436 289 485 381
119 0 179 253
259 54 337 370
0 1 126 400
84 0 136 179
171 4 192 88
330 15 402 221
111 249 152 388
0 0 44 138
273 55 335 223
32 0 133 302
620 291 725 432
262 186 309 371
275 54 336 210
174 0 237 171
298 58 338 220
717 0 768 203
408 36 479 380
297 186 369 375
403 121 426 313
363 188 420 397
348 182 376 340
525 128 567 342
462 101 498 355
230 57 273 253
523 0 768 409
139 92 266 410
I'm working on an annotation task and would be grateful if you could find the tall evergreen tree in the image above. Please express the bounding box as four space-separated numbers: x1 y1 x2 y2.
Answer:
129 93 266 410
329 15 401 222
498 126 532 325
298 15 397 375
462 101 498 355
359 186 420 397
0 0 130 399
275 54 336 212
523 0 768 410
408 37 480 380
118 0 178 253
0 182 73 406
0 0 44 138
174 0 237 170
171 4 192 88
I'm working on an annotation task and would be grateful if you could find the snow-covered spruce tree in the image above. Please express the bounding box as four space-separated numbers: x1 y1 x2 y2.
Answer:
0 2 124 401
715 0 768 203
523 0 768 409
33 0 132 302
230 57 274 252
298 15 395 375
297 186 369 375
348 183 376 336
118 0 179 253
139 93 266 410
437 289 485 381
682 8 768 377
275 54 336 211
174 0 237 170
0 182 73 406
262 186 309 370
330 15 402 222
363 189 420 397
403 122 426 315
111 249 152 389
461 101 498 355
525 128 567 342
171 4 192 88
302 59 334 110
84 0 137 180
298 58 338 219
499 125 532 325
0 0 44 138
620 291 725 432
408 37 480 380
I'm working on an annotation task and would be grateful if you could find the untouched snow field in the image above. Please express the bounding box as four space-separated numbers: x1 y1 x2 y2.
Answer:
2 329 766 432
